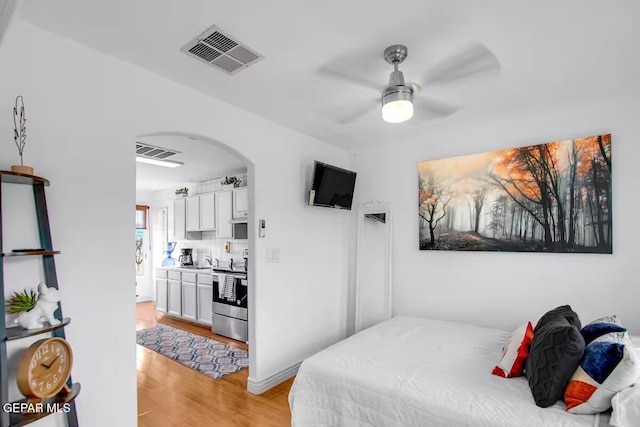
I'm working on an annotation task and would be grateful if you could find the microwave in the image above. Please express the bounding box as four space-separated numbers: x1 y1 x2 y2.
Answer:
232 221 248 240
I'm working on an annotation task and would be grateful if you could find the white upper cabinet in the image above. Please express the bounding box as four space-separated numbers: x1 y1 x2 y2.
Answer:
186 196 200 231
174 198 186 239
185 193 217 232
216 191 233 238
199 193 216 231
232 187 249 219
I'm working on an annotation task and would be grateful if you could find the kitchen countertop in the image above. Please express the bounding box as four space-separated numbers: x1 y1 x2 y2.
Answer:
156 266 247 275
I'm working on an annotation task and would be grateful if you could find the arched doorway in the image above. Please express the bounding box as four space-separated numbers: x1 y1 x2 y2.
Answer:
134 131 257 382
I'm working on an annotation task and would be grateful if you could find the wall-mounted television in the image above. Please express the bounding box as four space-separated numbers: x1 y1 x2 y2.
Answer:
309 161 357 210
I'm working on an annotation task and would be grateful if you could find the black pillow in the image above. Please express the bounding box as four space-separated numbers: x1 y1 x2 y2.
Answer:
526 317 585 407
534 305 581 333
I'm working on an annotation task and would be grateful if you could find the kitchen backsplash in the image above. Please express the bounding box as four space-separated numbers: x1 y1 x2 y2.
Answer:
146 172 249 267
172 233 248 266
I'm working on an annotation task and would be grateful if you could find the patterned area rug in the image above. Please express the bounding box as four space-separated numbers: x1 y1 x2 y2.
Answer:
136 324 249 379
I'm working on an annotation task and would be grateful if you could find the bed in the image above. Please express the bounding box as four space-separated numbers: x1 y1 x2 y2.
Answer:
289 316 612 427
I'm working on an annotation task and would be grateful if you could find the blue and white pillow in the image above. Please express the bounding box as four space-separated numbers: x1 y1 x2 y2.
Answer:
565 317 640 414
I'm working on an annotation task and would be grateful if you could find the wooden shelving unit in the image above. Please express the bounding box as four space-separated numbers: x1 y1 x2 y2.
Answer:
5 318 71 341
2 251 61 257
8 383 81 427
0 170 80 427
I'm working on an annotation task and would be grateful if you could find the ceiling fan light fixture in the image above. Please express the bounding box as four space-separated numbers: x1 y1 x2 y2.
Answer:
382 87 414 123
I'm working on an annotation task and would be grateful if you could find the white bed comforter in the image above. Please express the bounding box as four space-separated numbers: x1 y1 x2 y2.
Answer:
289 316 608 427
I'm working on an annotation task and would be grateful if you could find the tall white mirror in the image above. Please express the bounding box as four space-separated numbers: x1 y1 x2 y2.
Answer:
355 202 392 333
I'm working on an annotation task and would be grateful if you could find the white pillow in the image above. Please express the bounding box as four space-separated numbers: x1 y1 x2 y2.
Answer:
566 331 640 414
491 321 534 378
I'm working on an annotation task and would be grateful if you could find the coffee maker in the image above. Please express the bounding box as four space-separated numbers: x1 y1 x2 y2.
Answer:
178 248 193 266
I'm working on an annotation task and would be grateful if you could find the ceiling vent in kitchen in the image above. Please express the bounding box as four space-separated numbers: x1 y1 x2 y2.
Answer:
136 142 180 160
181 25 264 75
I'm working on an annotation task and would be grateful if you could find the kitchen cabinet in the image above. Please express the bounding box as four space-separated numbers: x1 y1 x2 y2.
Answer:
155 269 169 313
185 193 216 232
167 279 182 317
158 269 214 327
182 282 197 322
233 187 248 219
186 196 200 231
197 274 213 325
174 198 186 239
181 273 197 322
216 190 233 238
199 193 216 231
156 278 168 313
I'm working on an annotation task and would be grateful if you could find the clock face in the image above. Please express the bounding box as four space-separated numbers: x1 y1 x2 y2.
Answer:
17 337 73 399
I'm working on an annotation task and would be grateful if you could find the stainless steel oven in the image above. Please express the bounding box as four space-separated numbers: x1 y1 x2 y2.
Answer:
212 271 248 342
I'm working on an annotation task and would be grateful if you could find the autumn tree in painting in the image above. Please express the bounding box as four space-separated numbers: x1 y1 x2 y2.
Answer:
418 170 453 247
466 187 490 233
418 134 612 253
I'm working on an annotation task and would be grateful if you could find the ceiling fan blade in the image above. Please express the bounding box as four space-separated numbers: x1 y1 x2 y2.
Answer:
337 101 378 125
316 65 381 91
422 42 500 85
415 98 459 119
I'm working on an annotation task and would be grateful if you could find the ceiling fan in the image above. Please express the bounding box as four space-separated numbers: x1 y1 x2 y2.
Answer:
318 42 501 124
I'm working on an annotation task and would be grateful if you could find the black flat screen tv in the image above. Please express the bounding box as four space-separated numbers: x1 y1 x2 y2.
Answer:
309 161 357 210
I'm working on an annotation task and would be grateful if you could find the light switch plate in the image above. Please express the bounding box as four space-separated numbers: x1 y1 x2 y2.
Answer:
266 248 280 263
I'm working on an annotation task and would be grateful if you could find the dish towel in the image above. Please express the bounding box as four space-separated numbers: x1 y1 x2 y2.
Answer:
223 275 236 302
217 273 227 299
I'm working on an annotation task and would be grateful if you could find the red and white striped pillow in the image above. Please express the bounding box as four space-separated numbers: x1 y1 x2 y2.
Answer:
492 322 535 378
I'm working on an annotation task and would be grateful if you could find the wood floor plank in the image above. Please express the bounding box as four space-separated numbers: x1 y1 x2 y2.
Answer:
136 302 293 426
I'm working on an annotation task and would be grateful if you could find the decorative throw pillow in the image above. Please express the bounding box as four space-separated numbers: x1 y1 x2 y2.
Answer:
492 322 535 378
526 307 585 408
565 323 640 414
534 305 581 333
581 315 626 345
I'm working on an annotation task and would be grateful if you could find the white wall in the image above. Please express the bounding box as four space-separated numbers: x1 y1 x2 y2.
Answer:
0 0 18 46
0 20 351 426
354 90 640 335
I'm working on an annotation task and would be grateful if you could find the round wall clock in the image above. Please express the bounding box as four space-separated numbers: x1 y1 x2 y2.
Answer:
17 337 73 401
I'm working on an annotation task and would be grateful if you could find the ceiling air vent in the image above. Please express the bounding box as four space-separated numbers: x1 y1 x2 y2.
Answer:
181 25 264 75
136 142 180 160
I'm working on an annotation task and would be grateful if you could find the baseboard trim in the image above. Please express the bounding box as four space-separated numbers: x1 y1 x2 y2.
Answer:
136 295 154 303
247 362 301 395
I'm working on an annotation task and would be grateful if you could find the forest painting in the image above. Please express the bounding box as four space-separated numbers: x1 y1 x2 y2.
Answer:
418 134 612 253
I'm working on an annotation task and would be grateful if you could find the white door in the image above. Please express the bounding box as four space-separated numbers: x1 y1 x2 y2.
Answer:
167 280 182 316
199 193 216 231
197 284 213 325
135 228 152 302
173 199 186 239
186 196 200 231
182 282 197 321
156 279 168 313
232 187 249 219
216 191 233 238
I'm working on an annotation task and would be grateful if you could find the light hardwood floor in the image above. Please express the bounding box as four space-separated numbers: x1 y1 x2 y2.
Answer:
136 301 294 427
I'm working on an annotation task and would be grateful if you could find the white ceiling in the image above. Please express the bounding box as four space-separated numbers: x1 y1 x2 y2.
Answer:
135 135 245 193
19 0 640 149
